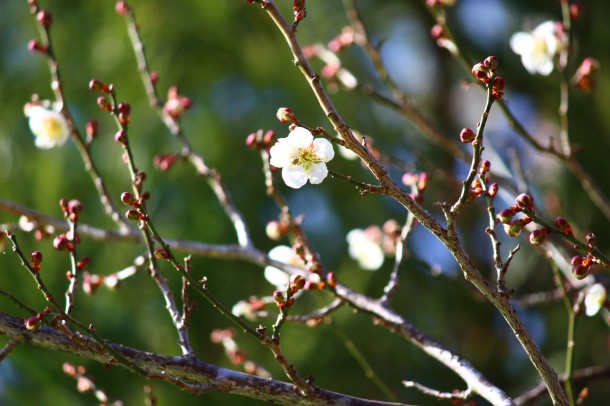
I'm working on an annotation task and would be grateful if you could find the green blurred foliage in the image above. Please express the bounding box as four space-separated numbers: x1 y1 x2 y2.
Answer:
1 0 610 405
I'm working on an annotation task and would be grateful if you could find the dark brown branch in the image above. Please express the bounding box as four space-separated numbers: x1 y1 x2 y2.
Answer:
0 313 410 406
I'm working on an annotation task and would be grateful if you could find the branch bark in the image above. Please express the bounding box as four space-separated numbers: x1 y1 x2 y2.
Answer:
0 313 409 406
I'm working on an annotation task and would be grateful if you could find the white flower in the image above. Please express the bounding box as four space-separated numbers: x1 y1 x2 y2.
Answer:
510 21 559 76
584 283 607 317
346 229 385 271
269 127 334 189
231 300 257 321
264 245 319 288
24 103 70 149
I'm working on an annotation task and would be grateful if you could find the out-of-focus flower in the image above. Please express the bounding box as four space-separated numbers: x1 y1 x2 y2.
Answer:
269 127 334 189
346 228 385 271
584 283 607 316
264 246 320 288
231 300 256 321
24 103 70 149
510 21 559 76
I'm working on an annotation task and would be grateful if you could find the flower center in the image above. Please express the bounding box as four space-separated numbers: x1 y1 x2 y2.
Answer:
293 143 322 170
42 116 64 139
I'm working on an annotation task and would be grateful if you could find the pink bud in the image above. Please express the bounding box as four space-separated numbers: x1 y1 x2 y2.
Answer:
488 183 498 198
89 79 110 93
483 56 498 71
36 10 52 28
460 128 476 143
515 193 534 211
125 209 140 221
97 97 112 111
326 272 337 288
529 229 547 245
553 216 573 235
471 63 490 83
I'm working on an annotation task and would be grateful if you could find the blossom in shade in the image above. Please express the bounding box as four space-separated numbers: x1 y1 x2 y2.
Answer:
269 127 334 189
346 228 385 271
584 283 607 317
24 103 70 149
510 21 559 76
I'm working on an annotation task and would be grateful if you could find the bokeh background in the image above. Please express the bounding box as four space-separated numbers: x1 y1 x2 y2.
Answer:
1 0 609 404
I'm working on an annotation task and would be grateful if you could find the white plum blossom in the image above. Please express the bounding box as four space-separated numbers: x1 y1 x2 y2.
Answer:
269 127 334 189
584 283 607 317
510 21 559 76
346 229 385 271
231 300 257 321
264 245 320 288
24 103 70 149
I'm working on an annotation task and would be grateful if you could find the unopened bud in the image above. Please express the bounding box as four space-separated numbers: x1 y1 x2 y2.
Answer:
120 192 138 206
529 229 547 245
276 107 296 124
27 39 47 53
290 274 306 292
572 264 589 280
86 119 98 139
97 96 112 111
154 248 170 259
483 56 498 71
460 128 476 143
326 272 337 288
125 209 140 221
25 314 43 331
472 63 490 83
273 290 286 309
515 193 534 211
488 183 498 198
36 10 53 28
554 216 573 235
89 79 110 93
115 130 127 144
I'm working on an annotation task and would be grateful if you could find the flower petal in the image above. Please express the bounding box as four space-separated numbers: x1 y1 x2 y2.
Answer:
282 166 309 189
510 32 534 55
313 138 335 162
287 127 314 149
307 163 328 185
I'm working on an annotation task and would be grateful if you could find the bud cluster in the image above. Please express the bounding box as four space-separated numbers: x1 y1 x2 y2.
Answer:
497 193 536 238
402 171 429 204
163 86 192 120
25 307 52 332
153 153 180 171
245 129 276 151
293 0 306 23
472 56 505 99
59 198 83 223
327 27 356 53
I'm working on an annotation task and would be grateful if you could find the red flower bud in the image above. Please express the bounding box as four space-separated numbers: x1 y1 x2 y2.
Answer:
529 229 547 245
554 216 573 235
326 272 337 288
97 96 112 111
89 79 110 93
515 193 534 211
290 274 306 293
488 183 498 199
460 127 476 143
27 39 47 53
120 192 138 206
572 264 589 280
115 1 131 16
36 10 53 28
30 251 43 266
273 290 286 309
154 248 170 259
125 209 140 221
472 63 490 83
86 119 98 139
483 56 498 71
115 130 127 144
